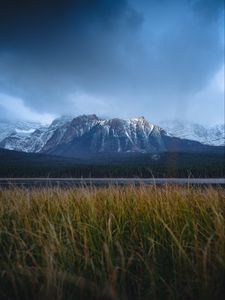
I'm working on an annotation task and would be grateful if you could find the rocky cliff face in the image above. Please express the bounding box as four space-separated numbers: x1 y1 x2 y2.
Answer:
46 115 168 156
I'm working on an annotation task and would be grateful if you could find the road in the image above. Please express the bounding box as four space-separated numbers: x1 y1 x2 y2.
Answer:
0 178 224 187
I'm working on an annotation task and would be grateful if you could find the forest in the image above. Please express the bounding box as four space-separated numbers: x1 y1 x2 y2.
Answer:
0 148 224 178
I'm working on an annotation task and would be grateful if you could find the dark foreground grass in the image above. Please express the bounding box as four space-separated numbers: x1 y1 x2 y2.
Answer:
0 185 224 300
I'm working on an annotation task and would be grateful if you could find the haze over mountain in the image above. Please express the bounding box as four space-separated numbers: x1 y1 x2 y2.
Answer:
159 120 225 146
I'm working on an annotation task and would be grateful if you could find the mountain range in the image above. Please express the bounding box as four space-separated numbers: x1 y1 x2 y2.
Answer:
0 115 224 158
160 120 225 146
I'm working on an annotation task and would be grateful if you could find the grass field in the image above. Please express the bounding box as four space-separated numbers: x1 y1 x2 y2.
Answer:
0 185 224 300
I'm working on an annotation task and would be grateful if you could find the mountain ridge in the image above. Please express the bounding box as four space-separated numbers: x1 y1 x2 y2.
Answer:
0 115 224 157
160 120 225 146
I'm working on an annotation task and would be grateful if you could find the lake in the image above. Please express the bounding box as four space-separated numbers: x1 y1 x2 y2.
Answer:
0 178 224 187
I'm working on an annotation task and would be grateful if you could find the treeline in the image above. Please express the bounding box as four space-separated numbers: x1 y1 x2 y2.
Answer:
0 149 224 178
0 163 224 178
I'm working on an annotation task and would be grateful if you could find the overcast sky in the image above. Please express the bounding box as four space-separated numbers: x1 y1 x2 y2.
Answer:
0 0 224 125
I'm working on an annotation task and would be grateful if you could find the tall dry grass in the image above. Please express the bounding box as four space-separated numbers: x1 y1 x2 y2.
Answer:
0 185 224 300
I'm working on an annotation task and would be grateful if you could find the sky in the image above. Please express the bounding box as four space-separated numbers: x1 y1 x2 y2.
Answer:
0 0 224 126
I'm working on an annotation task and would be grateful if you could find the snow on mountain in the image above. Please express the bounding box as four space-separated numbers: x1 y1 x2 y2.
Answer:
0 120 41 143
43 115 219 158
40 115 211 157
87 116 164 153
15 128 36 134
0 115 164 154
0 116 72 152
41 114 99 152
159 120 225 146
0 115 223 155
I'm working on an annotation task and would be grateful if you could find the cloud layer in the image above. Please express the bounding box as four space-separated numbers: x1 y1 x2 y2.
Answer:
0 0 224 125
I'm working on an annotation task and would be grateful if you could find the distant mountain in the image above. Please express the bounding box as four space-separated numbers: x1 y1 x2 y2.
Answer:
0 116 72 153
160 120 225 146
0 120 42 147
0 115 224 157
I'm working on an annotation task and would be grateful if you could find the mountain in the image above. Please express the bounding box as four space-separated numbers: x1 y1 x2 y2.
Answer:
0 120 42 148
0 115 224 157
0 116 72 153
43 115 167 156
159 120 225 146
45 115 221 158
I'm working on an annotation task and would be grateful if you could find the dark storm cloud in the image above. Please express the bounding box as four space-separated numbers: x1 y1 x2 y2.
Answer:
0 0 142 111
0 0 224 123
0 0 130 48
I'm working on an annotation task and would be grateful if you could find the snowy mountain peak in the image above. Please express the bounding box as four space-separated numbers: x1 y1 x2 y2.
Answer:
131 116 146 122
0 115 160 153
0 115 224 155
160 120 225 146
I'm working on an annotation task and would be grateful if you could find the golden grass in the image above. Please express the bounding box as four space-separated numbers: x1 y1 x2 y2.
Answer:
0 185 224 300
